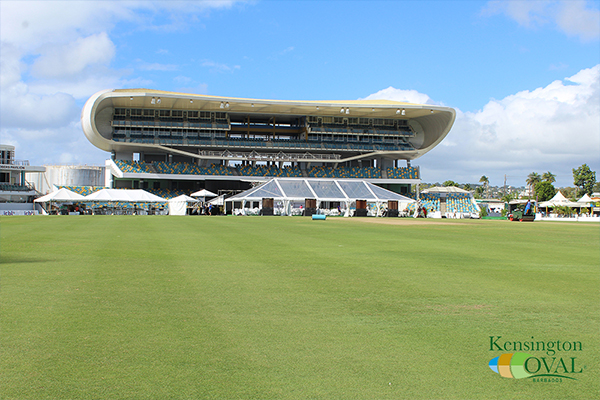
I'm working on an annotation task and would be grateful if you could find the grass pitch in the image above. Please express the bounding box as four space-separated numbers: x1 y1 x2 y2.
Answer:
1 216 598 399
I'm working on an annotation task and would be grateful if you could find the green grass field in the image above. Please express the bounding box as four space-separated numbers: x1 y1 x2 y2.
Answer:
1 216 598 399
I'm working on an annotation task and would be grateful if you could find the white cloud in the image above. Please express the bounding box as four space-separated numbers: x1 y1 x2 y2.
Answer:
484 0 600 41
2 120 106 166
556 0 600 41
0 1 246 165
31 33 115 79
362 87 437 105
201 60 241 73
410 65 600 187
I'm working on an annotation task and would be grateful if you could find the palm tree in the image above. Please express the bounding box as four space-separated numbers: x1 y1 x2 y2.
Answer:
542 171 556 183
526 172 541 199
479 176 489 198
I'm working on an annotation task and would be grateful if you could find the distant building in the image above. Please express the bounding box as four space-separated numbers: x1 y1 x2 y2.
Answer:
27 165 105 195
0 144 45 214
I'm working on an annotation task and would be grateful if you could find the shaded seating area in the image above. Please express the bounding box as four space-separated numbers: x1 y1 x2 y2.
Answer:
306 166 381 179
386 167 419 179
113 159 420 181
58 185 106 196
237 164 303 178
418 186 480 218
446 193 479 214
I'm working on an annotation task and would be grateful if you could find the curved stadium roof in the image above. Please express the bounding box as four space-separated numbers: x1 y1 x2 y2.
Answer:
82 89 455 162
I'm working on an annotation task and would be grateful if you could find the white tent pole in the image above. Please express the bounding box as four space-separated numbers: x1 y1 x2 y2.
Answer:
344 200 351 217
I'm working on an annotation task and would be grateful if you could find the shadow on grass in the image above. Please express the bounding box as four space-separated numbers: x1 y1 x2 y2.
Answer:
0 255 57 264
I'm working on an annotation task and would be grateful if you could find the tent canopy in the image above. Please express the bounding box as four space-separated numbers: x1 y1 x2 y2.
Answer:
539 191 581 208
227 178 415 203
578 194 593 204
35 188 86 202
421 186 471 194
83 189 166 202
168 194 198 203
191 189 217 198
168 194 198 215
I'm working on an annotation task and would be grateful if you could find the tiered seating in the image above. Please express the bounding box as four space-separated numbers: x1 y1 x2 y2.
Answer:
446 193 479 213
307 166 381 179
116 160 234 176
154 161 203 175
386 167 419 179
418 193 441 212
348 166 380 179
206 163 234 176
237 165 303 177
114 159 154 173
147 188 188 200
59 186 105 195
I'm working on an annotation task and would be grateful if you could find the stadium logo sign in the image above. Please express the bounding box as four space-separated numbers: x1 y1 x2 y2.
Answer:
488 336 583 382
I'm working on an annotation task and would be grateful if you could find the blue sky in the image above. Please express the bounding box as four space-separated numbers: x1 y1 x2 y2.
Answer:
1 0 599 188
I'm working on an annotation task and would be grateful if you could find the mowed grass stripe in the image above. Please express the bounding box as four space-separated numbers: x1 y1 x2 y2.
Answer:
1 216 598 399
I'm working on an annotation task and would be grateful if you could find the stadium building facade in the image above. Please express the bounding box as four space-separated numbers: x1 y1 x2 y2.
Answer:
81 89 455 199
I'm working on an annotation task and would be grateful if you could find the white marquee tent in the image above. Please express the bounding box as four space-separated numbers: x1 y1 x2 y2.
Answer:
34 188 86 202
226 178 415 216
83 189 167 202
577 193 594 206
538 191 580 208
168 194 199 216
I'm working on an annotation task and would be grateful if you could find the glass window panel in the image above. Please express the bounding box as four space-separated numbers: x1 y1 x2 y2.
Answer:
366 183 413 201
248 180 283 199
338 181 374 199
278 180 314 198
308 180 346 199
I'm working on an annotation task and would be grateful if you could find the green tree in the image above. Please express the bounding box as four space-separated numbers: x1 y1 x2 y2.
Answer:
555 205 573 217
542 171 556 183
526 172 541 198
443 180 458 187
561 187 578 200
501 192 515 203
479 176 489 197
534 181 556 202
474 186 484 199
573 164 596 196
463 183 472 191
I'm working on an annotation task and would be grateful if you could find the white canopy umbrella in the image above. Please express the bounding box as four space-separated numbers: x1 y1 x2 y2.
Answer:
191 188 217 203
191 189 217 198
35 188 86 202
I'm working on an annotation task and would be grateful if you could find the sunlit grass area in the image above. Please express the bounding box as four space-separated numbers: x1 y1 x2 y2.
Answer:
1 216 598 399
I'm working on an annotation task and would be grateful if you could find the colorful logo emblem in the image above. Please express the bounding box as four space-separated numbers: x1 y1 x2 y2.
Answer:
489 352 533 379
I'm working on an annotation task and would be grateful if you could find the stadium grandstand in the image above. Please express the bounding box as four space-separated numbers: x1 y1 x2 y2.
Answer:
0 144 45 215
82 89 455 203
413 186 480 218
